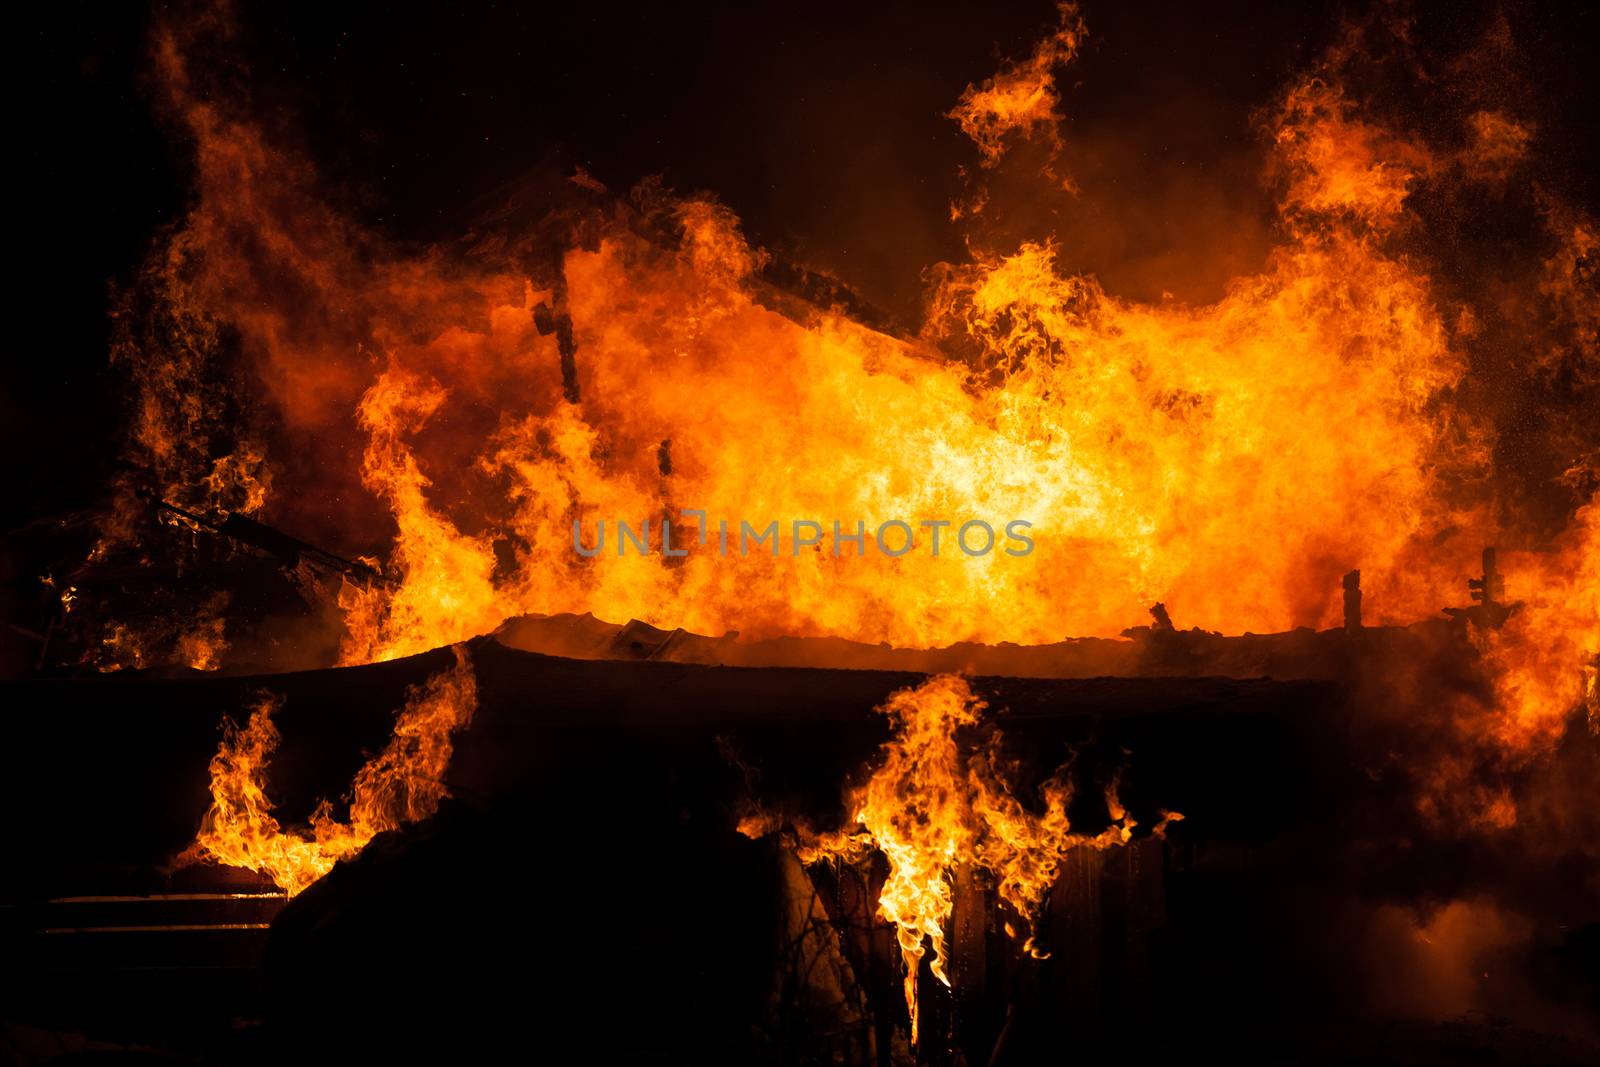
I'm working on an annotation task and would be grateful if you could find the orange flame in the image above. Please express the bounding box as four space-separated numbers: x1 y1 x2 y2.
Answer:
190 646 477 895
103 6 1596 778
947 2 1087 167
798 675 1142 1043
1479 497 1600 755
176 612 227 672
316 190 1488 664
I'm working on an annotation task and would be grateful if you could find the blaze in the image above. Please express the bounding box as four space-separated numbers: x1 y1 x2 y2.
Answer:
1482 497 1600 753
319 170 1485 664
61 9 1596 1052
798 675 1140 1043
189 646 477 895
131 15 1499 662
93 4 1595 779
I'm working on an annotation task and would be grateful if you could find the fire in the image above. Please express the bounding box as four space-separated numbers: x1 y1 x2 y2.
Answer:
189 645 477 895
946 2 1086 168
1480 497 1600 753
176 612 226 672
83 5 1593 776
797 675 1142 1043
321 171 1485 664
130 14 1496 659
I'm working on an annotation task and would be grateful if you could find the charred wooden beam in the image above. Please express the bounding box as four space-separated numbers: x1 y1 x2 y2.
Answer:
531 249 582 404
1443 546 1522 629
1343 569 1362 632
154 499 388 589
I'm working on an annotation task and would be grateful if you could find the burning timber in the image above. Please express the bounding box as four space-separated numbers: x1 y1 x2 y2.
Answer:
0 637 1332 1057
153 499 389 591
2 636 1595 1063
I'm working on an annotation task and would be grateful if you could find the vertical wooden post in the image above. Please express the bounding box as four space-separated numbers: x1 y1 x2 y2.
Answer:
1342 569 1362 632
1049 847 1105 1023
951 864 988 996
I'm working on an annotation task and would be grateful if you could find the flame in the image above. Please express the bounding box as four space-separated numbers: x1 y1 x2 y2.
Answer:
321 188 1490 664
1462 110 1533 184
90 591 231 673
946 2 1086 167
98 623 147 672
91 6 1596 775
189 645 477 895
1269 77 1436 229
176 612 227 672
797 675 1139 1043
1480 496 1600 755
133 21 1501 662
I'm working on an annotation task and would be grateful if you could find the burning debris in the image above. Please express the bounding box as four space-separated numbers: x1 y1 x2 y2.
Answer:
154 498 388 592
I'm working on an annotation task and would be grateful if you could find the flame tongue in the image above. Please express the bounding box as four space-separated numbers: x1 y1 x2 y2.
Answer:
190 646 478 895
800 675 1139 1044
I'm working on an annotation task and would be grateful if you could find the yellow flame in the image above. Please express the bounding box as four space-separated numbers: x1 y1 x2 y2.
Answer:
189 645 477 895
105 6 1597 778
797 675 1138 1043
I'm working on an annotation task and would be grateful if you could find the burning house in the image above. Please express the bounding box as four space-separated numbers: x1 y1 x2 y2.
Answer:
4 1 1598 1063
